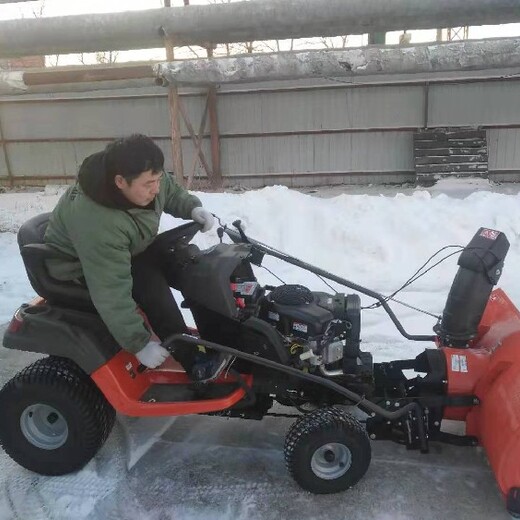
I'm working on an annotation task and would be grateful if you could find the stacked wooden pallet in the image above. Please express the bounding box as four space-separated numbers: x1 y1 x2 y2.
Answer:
414 128 488 185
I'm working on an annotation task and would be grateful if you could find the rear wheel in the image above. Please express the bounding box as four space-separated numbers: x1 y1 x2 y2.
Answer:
284 407 371 493
0 356 115 475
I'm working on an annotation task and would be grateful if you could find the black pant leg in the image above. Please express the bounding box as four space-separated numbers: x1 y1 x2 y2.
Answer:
131 247 197 371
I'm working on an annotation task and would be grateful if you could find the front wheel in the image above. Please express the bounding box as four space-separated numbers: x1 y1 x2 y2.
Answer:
284 407 371 494
0 356 115 475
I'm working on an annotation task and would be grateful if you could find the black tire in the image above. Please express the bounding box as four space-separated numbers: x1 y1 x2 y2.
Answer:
284 407 371 494
0 356 116 475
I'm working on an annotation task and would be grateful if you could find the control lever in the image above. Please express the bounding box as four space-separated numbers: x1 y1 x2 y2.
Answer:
232 220 249 243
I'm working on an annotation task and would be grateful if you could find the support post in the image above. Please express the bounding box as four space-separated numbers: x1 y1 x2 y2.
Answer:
423 82 430 129
207 86 221 190
0 104 14 187
163 0 184 186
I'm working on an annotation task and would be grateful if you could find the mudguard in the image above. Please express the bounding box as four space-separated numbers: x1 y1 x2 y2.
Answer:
3 300 120 374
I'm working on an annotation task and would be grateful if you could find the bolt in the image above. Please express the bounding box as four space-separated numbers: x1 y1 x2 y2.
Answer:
434 421 440 426
370 434 376 440
371 412 376 417
47 413 59 425
324 450 335 463
385 400 391 406
394 402 400 408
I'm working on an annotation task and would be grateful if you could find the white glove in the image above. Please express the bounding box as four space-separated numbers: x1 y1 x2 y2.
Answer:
135 340 169 368
191 207 214 233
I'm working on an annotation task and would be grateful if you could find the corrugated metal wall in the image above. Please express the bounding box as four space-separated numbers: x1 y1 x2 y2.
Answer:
1 77 520 187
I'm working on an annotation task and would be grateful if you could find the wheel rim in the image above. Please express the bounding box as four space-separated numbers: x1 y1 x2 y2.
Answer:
311 442 352 480
20 404 68 450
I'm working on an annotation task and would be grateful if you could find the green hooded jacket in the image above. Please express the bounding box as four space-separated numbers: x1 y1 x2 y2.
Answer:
44 151 202 353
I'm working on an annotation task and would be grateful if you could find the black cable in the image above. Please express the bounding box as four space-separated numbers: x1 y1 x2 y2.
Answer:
362 246 464 310
260 264 286 285
316 274 339 293
362 244 494 314
386 245 464 300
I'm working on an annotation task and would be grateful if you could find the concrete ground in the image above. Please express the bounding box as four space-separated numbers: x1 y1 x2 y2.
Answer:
0 327 511 520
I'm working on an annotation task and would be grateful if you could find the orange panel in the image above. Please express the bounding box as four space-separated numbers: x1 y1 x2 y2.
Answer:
91 350 253 417
462 289 520 500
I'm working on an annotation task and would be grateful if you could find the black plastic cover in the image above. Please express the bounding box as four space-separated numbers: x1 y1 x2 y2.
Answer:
260 289 334 339
3 304 120 373
457 227 510 284
436 228 510 346
178 243 253 319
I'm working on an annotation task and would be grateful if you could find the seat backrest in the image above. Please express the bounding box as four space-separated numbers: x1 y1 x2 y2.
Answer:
17 212 52 249
18 213 94 311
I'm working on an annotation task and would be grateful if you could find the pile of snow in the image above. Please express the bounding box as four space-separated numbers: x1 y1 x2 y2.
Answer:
2 183 520 362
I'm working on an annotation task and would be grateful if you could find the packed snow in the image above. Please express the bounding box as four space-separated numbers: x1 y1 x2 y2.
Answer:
0 179 517 519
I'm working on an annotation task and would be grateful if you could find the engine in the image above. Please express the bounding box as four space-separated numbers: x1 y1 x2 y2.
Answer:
254 284 372 377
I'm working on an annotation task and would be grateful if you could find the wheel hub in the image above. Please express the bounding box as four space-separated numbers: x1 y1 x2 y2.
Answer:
20 403 68 450
311 442 352 480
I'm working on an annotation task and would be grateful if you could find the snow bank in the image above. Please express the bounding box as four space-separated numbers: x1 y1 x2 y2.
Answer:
1 184 520 361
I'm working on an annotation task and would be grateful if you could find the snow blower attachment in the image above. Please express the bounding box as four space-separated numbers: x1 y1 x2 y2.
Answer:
432 229 520 518
2 216 520 516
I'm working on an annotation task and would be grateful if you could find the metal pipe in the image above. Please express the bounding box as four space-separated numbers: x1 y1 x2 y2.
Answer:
1 0 520 58
164 333 429 451
156 37 520 85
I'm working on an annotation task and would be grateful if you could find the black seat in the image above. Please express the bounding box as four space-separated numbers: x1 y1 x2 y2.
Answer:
18 213 94 311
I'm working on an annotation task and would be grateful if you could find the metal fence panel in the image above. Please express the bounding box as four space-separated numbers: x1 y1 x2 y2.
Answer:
6 141 110 177
217 85 424 134
221 131 414 175
0 95 206 140
488 128 520 170
429 80 520 127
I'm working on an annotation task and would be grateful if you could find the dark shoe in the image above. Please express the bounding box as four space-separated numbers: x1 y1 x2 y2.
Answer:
191 352 232 383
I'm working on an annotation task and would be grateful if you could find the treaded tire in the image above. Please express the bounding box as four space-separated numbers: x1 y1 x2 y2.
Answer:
284 407 371 494
0 356 115 475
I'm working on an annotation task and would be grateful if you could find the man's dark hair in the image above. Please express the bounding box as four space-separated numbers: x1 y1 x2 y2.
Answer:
104 134 164 183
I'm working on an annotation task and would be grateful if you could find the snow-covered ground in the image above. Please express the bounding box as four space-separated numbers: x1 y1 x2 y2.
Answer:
0 179 517 519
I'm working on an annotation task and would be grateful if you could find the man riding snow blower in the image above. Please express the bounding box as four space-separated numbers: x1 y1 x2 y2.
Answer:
43 134 230 382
